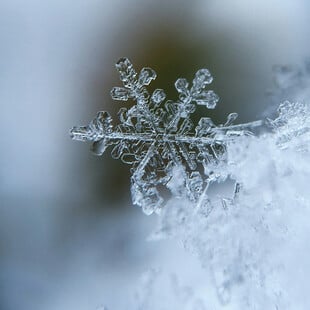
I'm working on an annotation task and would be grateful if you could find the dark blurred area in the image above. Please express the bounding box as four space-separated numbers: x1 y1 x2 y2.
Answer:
1 0 310 309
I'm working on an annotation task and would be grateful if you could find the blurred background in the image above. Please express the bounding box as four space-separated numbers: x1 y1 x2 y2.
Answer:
1 0 310 309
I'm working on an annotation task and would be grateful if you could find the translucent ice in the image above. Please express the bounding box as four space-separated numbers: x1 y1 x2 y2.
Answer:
71 58 262 214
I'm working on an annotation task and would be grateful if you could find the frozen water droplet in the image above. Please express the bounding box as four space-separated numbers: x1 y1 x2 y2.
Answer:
138 67 157 86
110 87 130 100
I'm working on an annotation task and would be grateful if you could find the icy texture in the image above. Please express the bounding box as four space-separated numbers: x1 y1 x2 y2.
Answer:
268 101 310 151
71 58 262 214
148 101 310 309
71 59 310 309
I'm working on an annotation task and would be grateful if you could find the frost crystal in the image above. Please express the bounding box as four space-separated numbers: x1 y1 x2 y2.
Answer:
71 58 262 214
268 101 310 151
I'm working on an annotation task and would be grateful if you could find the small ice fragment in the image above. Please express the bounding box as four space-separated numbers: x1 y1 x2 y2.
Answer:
151 89 166 105
138 67 157 86
110 87 130 100
196 90 219 108
175 78 190 97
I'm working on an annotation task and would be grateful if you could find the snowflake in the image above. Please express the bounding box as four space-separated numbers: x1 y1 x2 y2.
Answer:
70 58 262 214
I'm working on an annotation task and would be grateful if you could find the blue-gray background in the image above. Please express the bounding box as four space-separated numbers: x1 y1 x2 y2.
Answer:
1 0 309 309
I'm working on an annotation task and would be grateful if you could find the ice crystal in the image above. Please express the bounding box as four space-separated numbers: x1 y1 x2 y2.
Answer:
268 101 310 151
149 99 310 309
71 58 262 214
